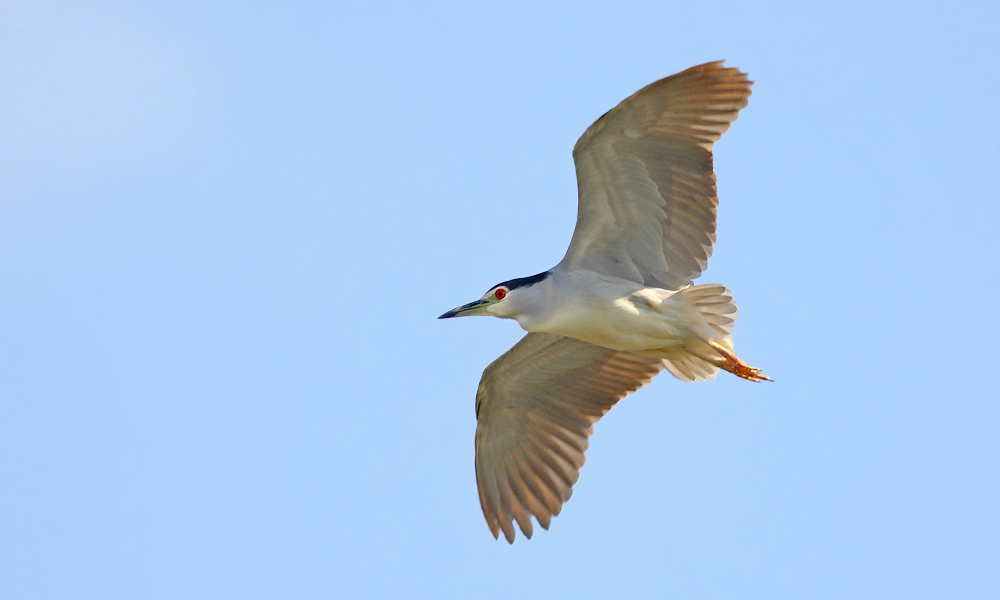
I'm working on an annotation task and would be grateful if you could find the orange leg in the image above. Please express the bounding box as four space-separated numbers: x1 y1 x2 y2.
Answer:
710 342 772 382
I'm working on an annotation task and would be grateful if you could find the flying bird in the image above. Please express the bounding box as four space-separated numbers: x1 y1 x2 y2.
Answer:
439 61 767 543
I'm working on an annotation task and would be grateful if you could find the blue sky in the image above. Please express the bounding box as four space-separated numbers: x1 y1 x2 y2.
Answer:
2 0 998 598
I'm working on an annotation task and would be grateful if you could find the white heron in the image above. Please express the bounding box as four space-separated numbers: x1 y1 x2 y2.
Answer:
440 62 768 543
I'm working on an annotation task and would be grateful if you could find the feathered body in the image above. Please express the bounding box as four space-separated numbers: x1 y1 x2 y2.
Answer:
440 62 768 543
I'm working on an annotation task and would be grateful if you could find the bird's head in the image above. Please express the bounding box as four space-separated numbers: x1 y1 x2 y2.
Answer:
438 283 517 320
438 271 551 321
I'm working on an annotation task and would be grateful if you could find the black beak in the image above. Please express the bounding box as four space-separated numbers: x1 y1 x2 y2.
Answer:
438 299 488 319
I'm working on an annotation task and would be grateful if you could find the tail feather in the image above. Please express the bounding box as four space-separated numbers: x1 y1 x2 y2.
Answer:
661 284 740 383
663 352 719 382
679 283 739 337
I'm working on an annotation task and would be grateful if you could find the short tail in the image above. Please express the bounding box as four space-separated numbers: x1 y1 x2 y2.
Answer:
661 284 767 383
679 283 739 338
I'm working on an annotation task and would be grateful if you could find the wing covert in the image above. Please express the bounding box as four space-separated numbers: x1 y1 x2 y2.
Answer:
560 61 752 290
474 332 665 542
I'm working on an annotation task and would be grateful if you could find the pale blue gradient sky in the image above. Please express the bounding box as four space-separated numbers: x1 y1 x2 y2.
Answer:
2 1 998 598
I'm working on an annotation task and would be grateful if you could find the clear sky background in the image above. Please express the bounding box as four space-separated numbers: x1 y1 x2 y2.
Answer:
2 1 998 598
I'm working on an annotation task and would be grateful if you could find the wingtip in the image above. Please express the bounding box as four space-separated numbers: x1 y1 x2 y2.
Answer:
689 59 753 85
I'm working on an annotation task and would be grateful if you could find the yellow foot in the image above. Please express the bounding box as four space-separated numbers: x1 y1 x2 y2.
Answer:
710 342 772 382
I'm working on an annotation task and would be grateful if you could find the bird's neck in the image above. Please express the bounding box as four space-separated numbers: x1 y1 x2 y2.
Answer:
506 273 560 331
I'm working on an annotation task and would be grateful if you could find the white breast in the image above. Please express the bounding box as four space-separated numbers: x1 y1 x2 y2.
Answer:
518 271 699 353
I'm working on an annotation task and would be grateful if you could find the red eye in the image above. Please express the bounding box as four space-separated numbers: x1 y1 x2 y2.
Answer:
494 288 506 300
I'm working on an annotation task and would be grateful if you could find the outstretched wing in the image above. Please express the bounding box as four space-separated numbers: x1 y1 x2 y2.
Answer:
560 61 752 290
474 332 665 542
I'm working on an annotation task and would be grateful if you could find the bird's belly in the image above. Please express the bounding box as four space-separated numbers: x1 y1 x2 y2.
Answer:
525 289 696 353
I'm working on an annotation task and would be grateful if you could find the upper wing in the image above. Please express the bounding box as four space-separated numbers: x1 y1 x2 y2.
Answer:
474 332 665 543
560 61 752 290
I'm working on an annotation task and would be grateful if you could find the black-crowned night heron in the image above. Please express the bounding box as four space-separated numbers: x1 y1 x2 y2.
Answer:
440 62 767 543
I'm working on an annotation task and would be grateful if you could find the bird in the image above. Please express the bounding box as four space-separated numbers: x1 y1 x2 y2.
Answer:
439 61 767 543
